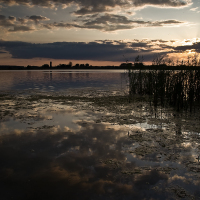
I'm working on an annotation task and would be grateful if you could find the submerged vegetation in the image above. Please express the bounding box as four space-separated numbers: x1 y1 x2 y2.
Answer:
128 54 200 112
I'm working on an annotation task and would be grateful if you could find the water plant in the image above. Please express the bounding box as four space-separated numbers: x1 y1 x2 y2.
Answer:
127 54 200 112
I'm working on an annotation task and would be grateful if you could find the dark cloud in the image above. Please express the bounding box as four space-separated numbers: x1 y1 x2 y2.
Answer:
0 40 133 61
41 13 184 32
74 5 111 15
42 14 138 31
0 0 192 15
151 19 184 26
151 39 169 43
0 40 175 62
131 0 190 8
79 24 134 32
8 25 35 32
0 14 15 27
42 22 79 29
0 15 6 20
28 15 50 24
174 42 200 53
160 19 183 24
17 15 49 25
0 15 24 30
83 14 134 26
76 14 184 31
0 15 43 32
17 17 28 24
74 0 190 15
0 13 186 32
8 16 16 21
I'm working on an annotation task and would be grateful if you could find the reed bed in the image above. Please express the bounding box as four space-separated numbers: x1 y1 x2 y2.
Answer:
128 69 200 112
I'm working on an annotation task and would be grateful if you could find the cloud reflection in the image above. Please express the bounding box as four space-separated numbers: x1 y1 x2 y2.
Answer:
1 91 200 199
0 121 175 199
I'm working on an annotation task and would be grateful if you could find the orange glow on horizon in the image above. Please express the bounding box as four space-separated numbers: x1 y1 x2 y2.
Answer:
0 58 122 67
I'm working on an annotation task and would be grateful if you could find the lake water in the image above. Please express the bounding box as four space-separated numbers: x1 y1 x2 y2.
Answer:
0 70 128 94
1 70 200 200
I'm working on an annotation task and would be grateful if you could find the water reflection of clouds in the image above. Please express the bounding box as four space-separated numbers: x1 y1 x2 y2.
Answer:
1 102 97 134
1 118 200 199
0 122 9 133
168 174 188 184
1 75 200 198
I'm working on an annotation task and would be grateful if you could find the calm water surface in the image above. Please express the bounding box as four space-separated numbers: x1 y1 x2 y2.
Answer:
0 70 128 93
0 70 200 200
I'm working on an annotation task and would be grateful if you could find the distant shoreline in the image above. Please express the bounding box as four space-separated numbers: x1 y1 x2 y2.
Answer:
1 65 200 70
0 66 124 70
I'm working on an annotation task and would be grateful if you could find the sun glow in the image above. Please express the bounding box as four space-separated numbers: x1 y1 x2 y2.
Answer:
182 38 200 46
186 49 195 54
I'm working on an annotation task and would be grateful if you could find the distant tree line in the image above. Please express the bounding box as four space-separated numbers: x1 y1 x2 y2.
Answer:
1 53 200 70
124 53 200 70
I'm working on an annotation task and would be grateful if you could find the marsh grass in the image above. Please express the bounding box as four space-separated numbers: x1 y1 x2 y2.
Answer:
128 69 200 112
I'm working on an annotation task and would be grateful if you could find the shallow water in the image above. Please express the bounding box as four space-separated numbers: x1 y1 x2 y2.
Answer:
0 70 200 200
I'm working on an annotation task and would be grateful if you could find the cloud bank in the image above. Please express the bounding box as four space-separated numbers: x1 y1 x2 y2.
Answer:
174 42 200 53
0 0 192 14
0 39 185 62
1 39 199 62
0 14 186 32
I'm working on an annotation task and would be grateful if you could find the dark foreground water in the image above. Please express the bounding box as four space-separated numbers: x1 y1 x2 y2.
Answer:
0 70 200 200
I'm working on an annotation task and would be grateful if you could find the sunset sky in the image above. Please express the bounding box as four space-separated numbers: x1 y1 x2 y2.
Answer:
0 0 200 66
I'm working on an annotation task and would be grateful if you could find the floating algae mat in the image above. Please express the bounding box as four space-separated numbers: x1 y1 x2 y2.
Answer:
1 88 200 200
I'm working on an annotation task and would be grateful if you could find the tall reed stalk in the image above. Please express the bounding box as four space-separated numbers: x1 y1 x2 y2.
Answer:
128 69 200 112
